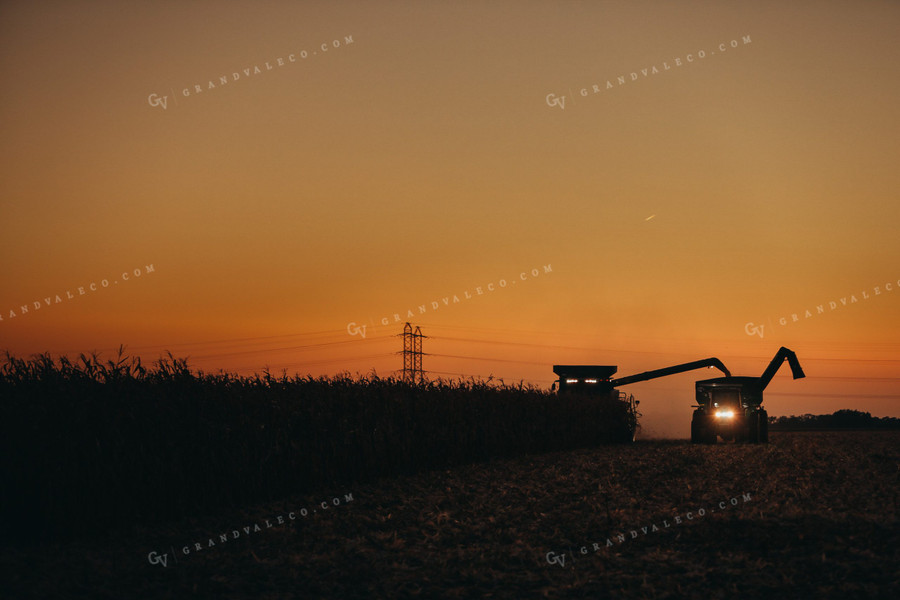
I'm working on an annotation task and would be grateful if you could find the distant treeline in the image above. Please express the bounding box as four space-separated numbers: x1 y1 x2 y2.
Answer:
0 350 633 542
769 410 900 431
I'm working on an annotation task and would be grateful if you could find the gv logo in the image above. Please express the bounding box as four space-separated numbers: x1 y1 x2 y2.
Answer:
545 93 566 110
147 93 168 110
347 322 367 338
147 551 169 567
545 551 567 567
744 322 765 338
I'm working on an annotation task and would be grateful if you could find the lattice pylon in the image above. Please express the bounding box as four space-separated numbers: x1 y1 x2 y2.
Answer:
401 322 414 382
399 322 426 383
413 325 424 383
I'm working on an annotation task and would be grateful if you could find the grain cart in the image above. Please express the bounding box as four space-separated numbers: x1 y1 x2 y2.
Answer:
553 358 731 442
691 346 805 444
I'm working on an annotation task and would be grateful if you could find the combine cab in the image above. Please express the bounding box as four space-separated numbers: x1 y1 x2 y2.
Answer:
691 347 805 444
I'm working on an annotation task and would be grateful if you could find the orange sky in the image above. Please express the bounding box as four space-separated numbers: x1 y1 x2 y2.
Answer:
1 0 898 437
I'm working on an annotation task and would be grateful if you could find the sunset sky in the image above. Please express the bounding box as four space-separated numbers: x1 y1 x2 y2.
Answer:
2 0 898 437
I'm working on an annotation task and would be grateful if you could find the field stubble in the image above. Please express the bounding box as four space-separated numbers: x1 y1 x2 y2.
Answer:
2 432 897 599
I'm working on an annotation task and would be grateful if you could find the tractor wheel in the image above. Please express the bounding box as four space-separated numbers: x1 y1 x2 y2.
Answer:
705 421 718 444
732 415 746 443
691 414 703 444
698 415 716 444
691 412 714 444
759 410 769 443
747 412 760 444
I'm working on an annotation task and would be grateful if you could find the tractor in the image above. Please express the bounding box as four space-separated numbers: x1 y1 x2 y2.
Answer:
691 346 805 444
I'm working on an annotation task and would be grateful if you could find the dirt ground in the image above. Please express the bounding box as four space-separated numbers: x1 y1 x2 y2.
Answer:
2 431 898 599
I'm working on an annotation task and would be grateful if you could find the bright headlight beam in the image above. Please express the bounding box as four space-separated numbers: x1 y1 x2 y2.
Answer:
715 410 735 419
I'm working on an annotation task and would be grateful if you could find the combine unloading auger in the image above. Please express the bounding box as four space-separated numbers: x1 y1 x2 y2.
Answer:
610 358 731 388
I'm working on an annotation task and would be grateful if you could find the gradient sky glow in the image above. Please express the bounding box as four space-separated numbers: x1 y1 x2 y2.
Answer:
2 0 898 437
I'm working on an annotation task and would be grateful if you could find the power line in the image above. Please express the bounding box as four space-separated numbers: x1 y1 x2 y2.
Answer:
428 353 550 366
220 352 397 373
37 333 394 364
34 328 355 357
21 319 900 385
416 322 900 360
425 370 556 384
767 392 900 399
185 337 388 361
428 335 900 364
125 329 348 350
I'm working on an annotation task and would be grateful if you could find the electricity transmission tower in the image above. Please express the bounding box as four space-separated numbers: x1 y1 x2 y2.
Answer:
400 322 426 383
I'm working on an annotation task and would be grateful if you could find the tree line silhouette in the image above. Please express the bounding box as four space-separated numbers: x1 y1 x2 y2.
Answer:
769 409 900 430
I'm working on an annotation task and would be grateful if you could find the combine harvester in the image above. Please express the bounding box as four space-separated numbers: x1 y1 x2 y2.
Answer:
691 346 805 444
552 357 732 442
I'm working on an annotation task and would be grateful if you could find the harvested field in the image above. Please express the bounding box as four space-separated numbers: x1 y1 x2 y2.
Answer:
3 431 898 599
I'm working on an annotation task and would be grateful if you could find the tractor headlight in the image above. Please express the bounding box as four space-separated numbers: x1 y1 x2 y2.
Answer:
714 410 735 419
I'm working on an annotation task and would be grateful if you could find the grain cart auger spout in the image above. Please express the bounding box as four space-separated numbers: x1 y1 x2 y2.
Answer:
552 358 730 443
691 346 806 445
759 346 806 389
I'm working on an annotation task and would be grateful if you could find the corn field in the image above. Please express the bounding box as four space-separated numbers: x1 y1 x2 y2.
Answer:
0 349 634 542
